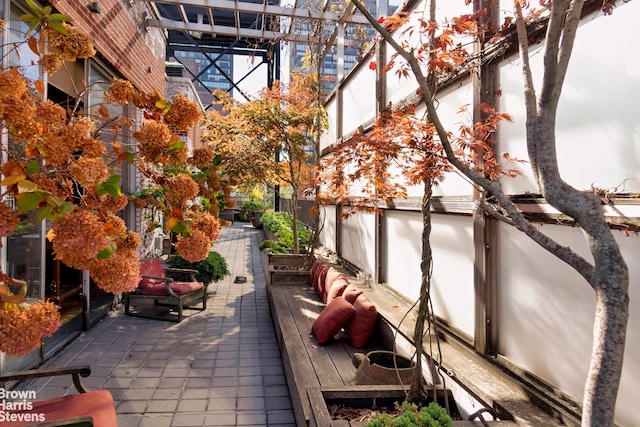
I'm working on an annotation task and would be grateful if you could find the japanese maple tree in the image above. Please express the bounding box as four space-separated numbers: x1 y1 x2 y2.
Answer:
340 0 629 425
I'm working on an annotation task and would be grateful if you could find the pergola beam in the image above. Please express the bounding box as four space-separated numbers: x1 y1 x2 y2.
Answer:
148 0 369 25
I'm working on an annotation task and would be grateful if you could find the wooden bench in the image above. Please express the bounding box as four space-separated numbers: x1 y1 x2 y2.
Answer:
267 256 566 426
124 257 206 322
267 278 384 427
0 366 117 426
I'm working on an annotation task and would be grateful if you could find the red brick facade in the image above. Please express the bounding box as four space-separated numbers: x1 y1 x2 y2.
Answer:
47 0 166 94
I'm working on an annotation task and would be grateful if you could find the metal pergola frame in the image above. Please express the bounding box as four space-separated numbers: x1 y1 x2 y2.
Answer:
144 0 372 106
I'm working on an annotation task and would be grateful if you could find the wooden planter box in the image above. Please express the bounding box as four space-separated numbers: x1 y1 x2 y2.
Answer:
264 251 313 286
307 385 507 427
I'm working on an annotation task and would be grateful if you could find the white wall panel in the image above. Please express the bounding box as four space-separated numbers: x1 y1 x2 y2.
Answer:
340 211 376 276
342 64 377 137
319 204 337 252
383 211 475 337
497 223 640 426
320 98 338 152
499 1 640 195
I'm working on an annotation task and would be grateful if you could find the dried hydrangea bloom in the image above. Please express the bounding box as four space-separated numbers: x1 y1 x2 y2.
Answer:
104 213 127 237
164 93 203 131
134 120 173 162
166 174 199 206
51 210 109 270
39 52 65 74
117 231 142 252
69 156 110 188
31 176 71 199
37 100 67 128
104 79 136 105
101 193 129 213
192 212 221 241
80 138 107 158
0 301 61 356
89 249 140 293
174 229 211 262
0 203 19 238
0 69 38 142
64 117 96 152
191 146 215 167
39 132 72 168
45 23 96 61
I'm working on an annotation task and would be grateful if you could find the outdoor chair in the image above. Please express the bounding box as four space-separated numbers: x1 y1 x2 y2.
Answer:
124 257 206 322
0 365 117 426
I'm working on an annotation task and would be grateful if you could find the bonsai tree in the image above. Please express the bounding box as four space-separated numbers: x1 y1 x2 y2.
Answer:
334 0 629 425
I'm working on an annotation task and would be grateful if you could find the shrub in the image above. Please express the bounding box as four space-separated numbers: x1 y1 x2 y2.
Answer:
365 401 453 427
168 251 230 284
258 239 289 254
259 211 312 250
239 200 264 221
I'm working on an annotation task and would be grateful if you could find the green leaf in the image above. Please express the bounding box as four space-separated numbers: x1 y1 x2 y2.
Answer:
42 6 52 15
168 140 185 151
58 201 74 215
24 0 43 15
212 154 223 165
18 13 38 23
96 181 122 197
107 174 121 185
16 193 41 212
97 244 114 260
26 160 40 175
48 20 67 35
49 13 71 22
171 221 189 235
36 205 55 222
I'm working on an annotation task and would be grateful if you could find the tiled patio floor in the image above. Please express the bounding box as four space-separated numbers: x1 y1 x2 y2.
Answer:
31 223 296 427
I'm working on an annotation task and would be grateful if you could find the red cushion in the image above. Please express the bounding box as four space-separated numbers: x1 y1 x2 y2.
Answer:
346 294 378 348
316 264 331 300
137 281 203 296
342 284 363 304
323 267 347 303
310 259 325 295
3 390 117 427
138 278 164 289
139 258 165 278
311 296 356 345
325 276 350 305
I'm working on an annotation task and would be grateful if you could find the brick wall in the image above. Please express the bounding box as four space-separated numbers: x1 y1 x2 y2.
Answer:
47 0 166 94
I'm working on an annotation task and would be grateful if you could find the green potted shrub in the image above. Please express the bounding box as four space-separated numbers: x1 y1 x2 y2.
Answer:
239 200 264 224
366 401 453 427
167 251 230 284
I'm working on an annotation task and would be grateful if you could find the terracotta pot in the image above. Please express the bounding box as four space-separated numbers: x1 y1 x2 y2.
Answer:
353 350 416 385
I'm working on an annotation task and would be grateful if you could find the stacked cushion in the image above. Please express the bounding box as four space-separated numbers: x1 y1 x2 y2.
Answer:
310 259 377 348
311 296 356 345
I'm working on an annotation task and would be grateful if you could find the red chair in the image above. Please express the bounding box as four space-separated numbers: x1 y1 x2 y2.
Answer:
124 258 206 322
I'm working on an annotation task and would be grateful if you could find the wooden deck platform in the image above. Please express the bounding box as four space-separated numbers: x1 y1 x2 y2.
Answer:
267 282 384 426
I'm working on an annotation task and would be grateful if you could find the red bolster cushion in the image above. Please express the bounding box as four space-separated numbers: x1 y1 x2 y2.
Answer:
311 296 356 345
346 293 378 348
323 267 347 303
3 390 117 427
316 264 331 300
342 283 363 304
325 276 350 306
311 259 325 295
137 281 204 296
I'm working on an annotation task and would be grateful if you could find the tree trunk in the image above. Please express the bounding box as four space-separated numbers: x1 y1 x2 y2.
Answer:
408 179 434 404
291 191 300 255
